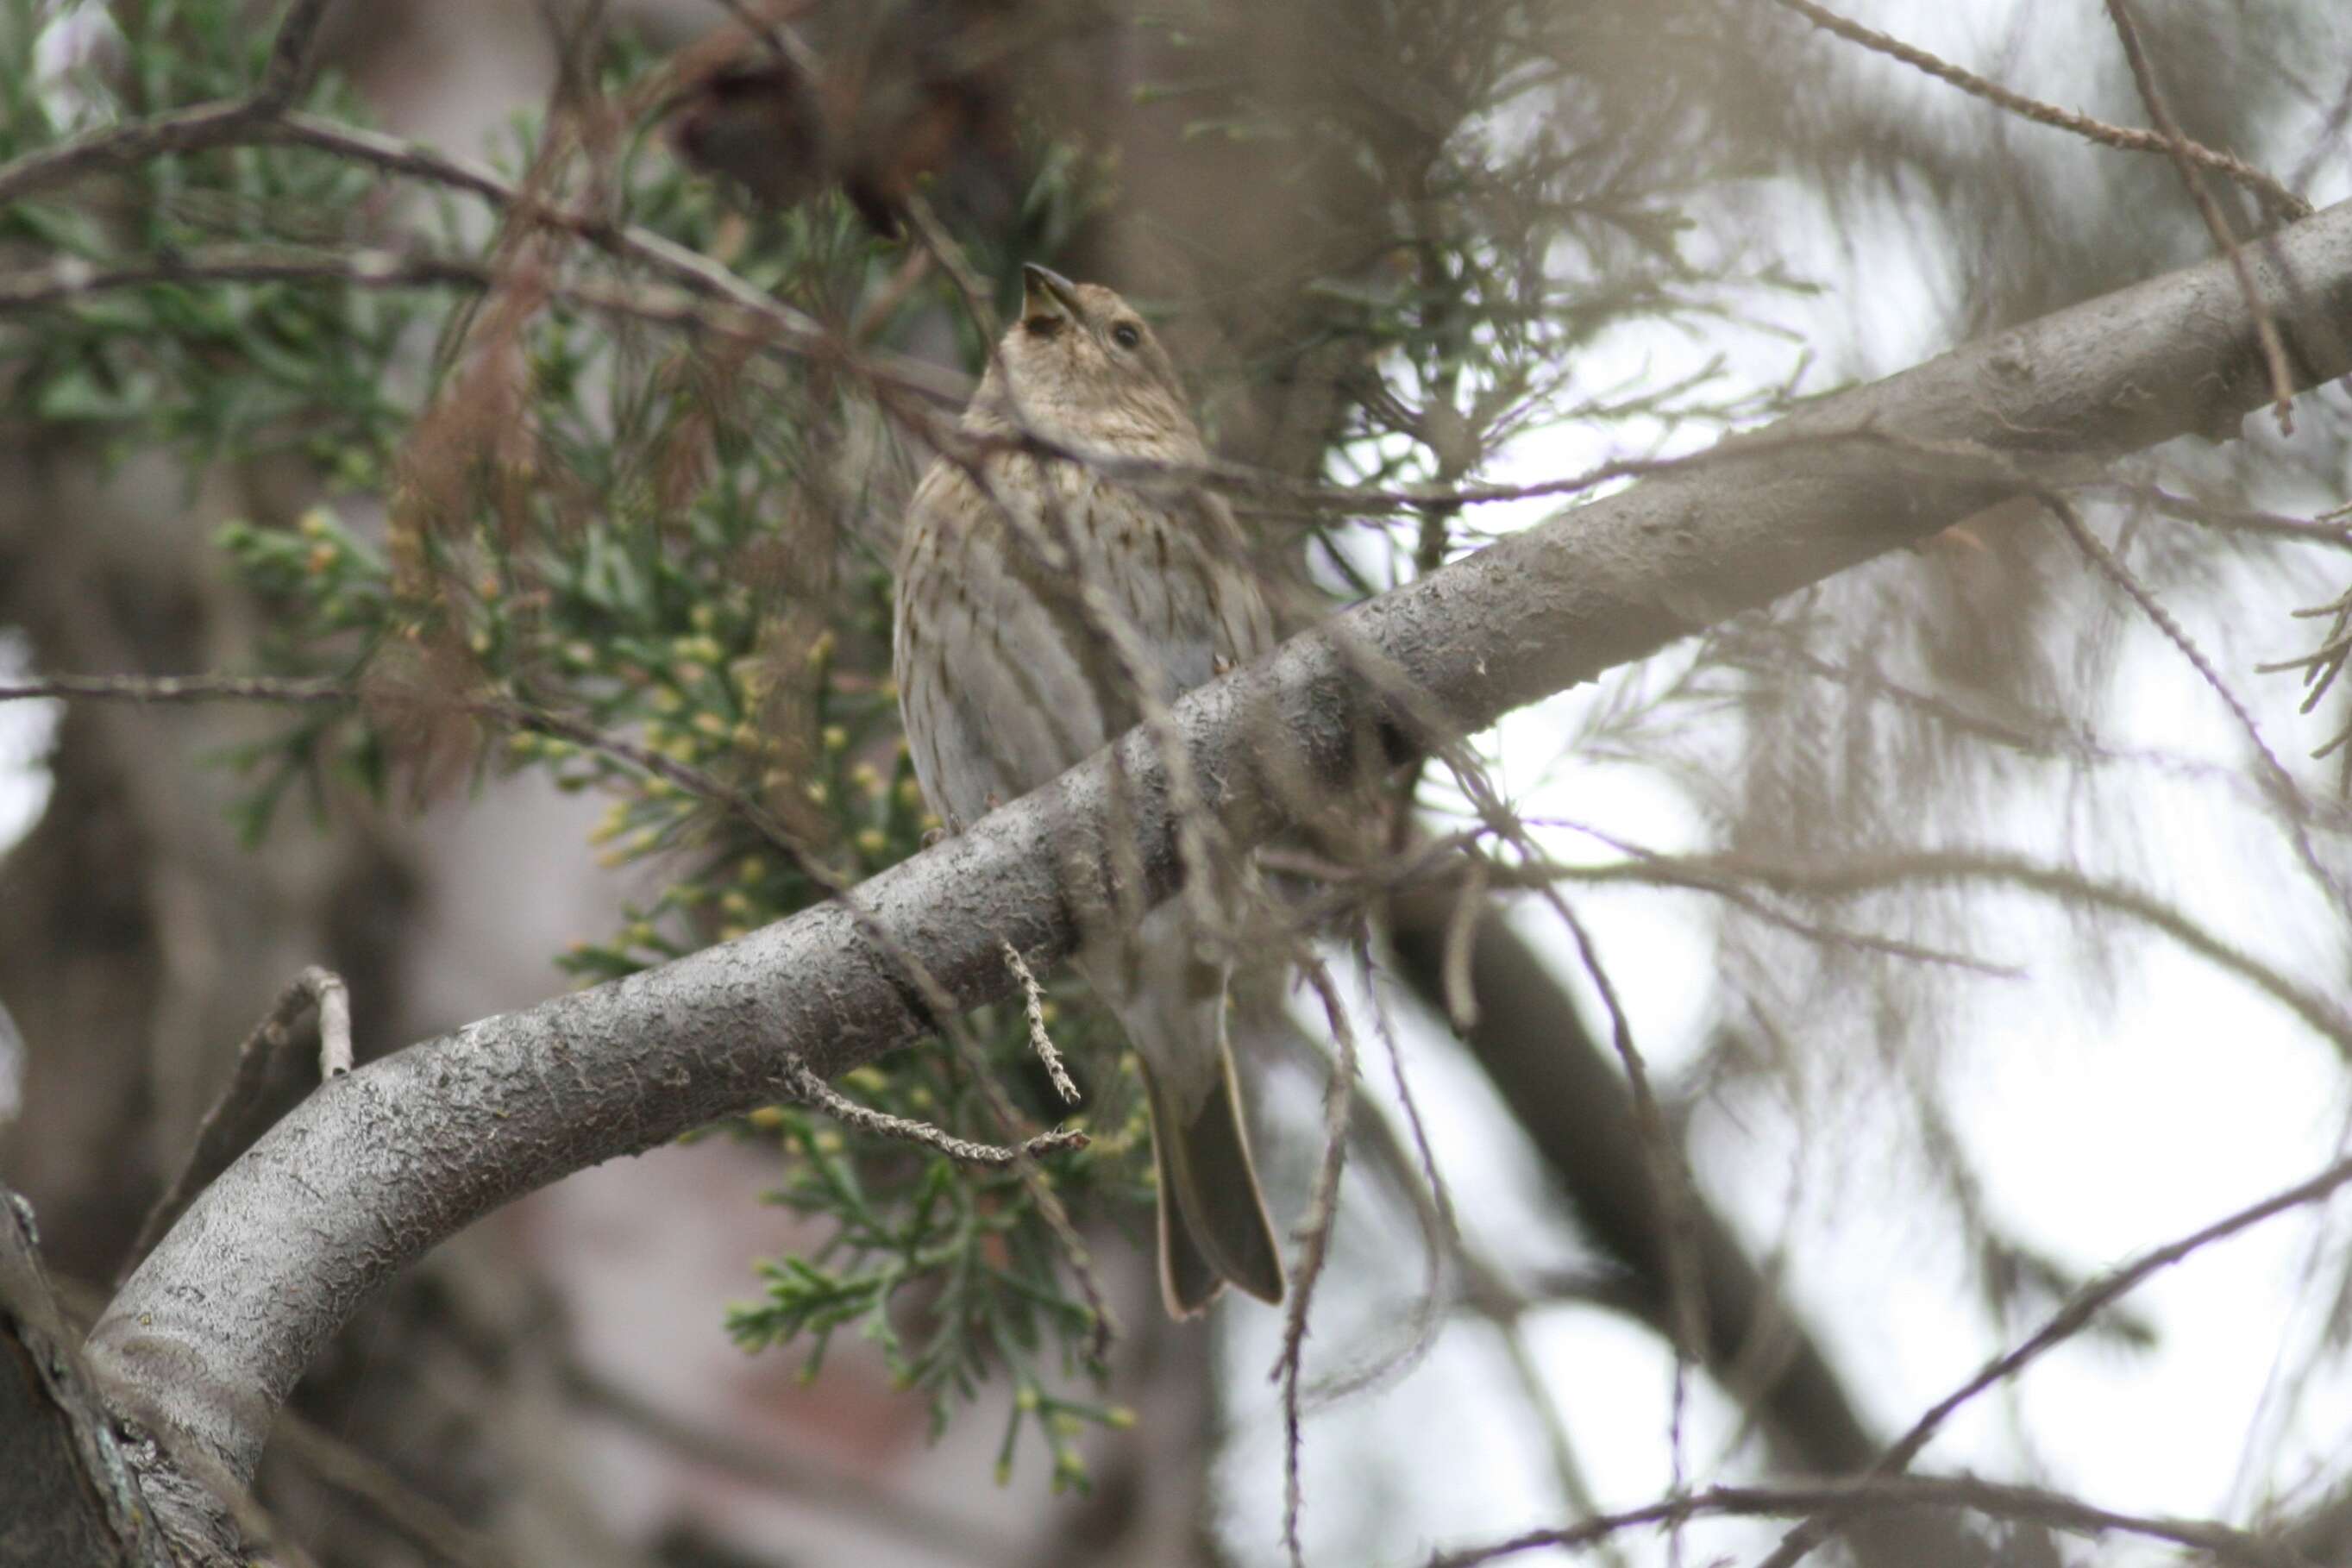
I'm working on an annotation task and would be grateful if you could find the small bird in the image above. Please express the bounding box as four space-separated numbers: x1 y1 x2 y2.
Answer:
894 264 1288 1316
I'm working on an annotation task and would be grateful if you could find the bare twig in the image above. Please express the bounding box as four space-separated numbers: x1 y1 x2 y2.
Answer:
1002 941 1080 1104
0 672 349 706
1551 890 1702 1557
1741 628 2352 837
254 0 334 111
2044 493 2343 908
268 1412 517 1568
555 1350 1017 1563
1265 1014 1449 1412
900 190 1000 342
2099 481 2352 550
1367 961 1458 1252
1562 847 2352 1061
0 99 271 208
1276 960 1364 1568
1418 749 1715 1542
1545 820 2020 977
1896 1151 2352 1471
1440 856 1488 1030
1761 0 2310 221
779 1062 1086 1167
0 0 310 204
2289 61 2352 196
1755 1147 2352 1568
2102 0 2299 432
1433 1475 2317 1568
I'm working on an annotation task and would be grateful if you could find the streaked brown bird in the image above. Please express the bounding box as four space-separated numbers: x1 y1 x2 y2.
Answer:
893 265 1288 1316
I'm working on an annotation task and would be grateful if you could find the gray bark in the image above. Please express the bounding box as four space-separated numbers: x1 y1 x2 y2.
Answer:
78 198 2352 1548
1 1190 175 1568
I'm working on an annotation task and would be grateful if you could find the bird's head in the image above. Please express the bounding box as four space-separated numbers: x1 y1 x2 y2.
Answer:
974 265 1199 455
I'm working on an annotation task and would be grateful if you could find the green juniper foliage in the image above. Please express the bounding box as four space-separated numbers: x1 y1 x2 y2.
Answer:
1 2 421 456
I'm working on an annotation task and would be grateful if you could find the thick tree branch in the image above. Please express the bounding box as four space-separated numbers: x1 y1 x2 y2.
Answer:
1 1189 174 1566
86 202 2352 1521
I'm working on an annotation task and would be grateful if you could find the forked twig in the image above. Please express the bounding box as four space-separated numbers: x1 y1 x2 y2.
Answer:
779 1063 1086 1167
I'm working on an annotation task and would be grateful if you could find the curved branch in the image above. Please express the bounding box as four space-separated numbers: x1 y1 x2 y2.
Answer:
87 201 2352 1499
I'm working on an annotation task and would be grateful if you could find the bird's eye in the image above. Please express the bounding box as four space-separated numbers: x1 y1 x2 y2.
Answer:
1110 322 1142 350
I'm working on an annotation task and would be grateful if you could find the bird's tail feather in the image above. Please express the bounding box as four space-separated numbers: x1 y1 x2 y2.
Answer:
1140 1051 1287 1316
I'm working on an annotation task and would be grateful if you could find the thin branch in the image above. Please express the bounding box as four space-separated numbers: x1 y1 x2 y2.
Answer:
0 0 319 204
0 92 969 408
1890 1149 2352 1474
254 0 335 112
2103 0 2299 432
0 672 349 706
1368 962 1458 1251
1740 630 2352 837
779 1063 1086 1167
1488 1317 1631 1568
1553 894 1699 1552
1431 1476 2316 1568
1276 961 1363 1568
2043 492 2343 909
0 99 271 205
900 189 1000 342
2289 60 2352 196
2100 480 2352 550
1761 0 2310 220
1262 1014 1449 1414
555 1351 1019 1563
267 1412 517 1568
1754 1148 2352 1568
1565 847 2352 1061
257 111 965 406
1538 822 2021 977
1002 942 1080 1104
0 245 962 407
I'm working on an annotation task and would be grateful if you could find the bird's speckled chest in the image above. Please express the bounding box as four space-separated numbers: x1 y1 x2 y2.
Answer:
892 453 1271 827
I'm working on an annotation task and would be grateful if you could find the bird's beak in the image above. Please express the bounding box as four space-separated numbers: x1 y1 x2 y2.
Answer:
1020 263 1082 322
